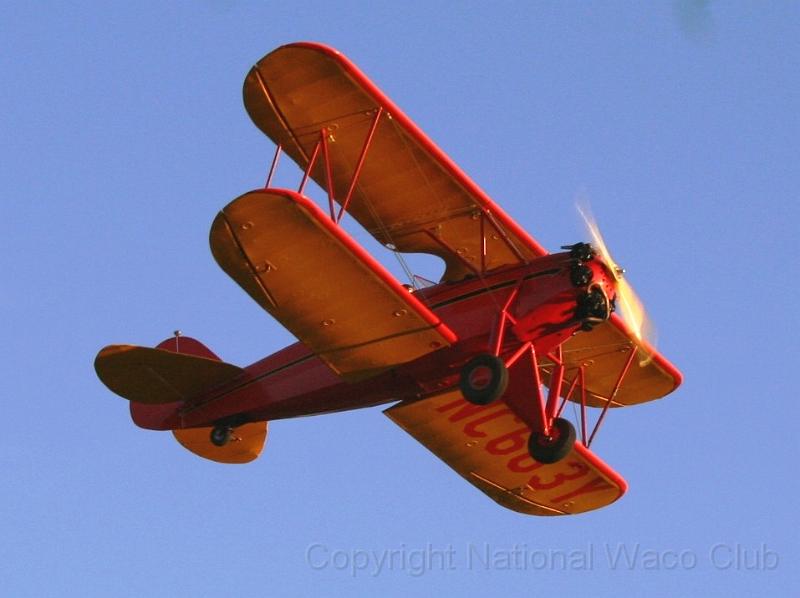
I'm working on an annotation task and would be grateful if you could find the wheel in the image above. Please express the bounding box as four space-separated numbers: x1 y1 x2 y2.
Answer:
528 418 576 464
459 354 509 405
210 425 232 447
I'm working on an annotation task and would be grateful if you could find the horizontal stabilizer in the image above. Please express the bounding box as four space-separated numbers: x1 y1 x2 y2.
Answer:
385 391 627 516
95 344 244 404
173 422 268 464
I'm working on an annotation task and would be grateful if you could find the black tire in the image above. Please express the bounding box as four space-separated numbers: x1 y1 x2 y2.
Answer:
210 425 232 447
459 354 509 405
528 418 576 464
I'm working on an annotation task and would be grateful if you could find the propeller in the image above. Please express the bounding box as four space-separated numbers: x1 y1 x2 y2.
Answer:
577 205 657 360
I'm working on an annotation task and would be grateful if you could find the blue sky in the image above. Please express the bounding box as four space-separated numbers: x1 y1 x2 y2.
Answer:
2 2 797 596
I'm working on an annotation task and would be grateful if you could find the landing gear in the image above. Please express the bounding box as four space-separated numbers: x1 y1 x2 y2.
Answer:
210 425 232 447
459 354 509 405
528 418 576 464
465 251 627 464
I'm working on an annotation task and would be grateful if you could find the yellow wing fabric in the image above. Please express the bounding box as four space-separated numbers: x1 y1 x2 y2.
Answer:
385 391 627 515
210 189 457 381
243 42 546 282
543 316 683 408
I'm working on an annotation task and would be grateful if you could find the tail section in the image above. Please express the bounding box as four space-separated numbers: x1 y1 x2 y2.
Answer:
105 335 239 430
95 335 268 463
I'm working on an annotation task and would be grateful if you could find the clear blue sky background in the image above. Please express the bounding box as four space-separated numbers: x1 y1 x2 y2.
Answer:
2 2 797 596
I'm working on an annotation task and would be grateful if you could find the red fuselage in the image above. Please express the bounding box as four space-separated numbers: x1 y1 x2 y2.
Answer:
135 251 615 431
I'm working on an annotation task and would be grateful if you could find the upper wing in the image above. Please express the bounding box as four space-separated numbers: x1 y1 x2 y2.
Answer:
210 189 457 381
385 390 627 515
243 42 546 282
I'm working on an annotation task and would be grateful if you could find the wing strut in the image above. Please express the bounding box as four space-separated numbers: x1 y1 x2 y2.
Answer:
266 105 386 228
261 104 423 289
265 143 282 188
586 349 636 446
337 107 383 223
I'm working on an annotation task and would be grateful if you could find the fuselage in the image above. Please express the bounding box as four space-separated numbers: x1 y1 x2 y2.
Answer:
172 250 615 429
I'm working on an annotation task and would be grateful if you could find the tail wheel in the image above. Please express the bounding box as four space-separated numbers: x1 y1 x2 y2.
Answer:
459 354 509 405
210 425 232 447
528 418 576 464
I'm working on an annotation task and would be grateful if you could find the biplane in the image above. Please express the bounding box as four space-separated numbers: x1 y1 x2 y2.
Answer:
95 42 682 516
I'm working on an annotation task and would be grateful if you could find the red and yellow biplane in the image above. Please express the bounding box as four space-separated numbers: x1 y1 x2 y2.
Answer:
95 43 682 516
